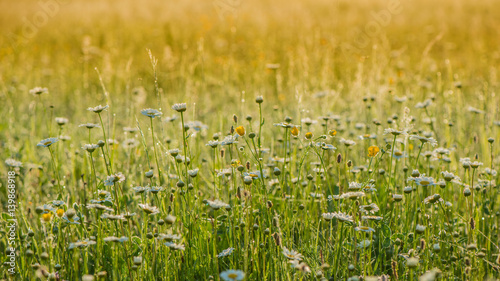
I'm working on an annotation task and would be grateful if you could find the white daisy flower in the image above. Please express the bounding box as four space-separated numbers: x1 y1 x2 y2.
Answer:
220 270 245 281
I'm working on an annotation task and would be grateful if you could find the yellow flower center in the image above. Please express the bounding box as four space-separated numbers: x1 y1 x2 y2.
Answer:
228 273 238 279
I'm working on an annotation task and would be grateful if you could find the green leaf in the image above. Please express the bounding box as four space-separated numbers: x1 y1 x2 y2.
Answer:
217 214 228 221
131 236 142 245
2 212 13 221
391 233 405 241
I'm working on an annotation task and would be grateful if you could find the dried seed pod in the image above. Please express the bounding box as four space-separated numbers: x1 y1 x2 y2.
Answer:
470 218 475 230
272 232 281 246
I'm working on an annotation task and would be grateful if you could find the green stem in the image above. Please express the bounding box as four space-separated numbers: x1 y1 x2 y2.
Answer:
48 146 62 193
151 117 163 185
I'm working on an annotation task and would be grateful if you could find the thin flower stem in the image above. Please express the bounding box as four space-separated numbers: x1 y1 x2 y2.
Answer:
258 103 263 159
48 146 62 193
389 135 397 190
150 117 163 185
89 153 98 194
414 143 424 169
180 112 189 184
98 112 112 169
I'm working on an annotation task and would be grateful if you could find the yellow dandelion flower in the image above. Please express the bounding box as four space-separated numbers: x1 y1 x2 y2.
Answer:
235 126 245 136
42 213 52 222
56 209 65 218
368 145 380 157
291 126 299 136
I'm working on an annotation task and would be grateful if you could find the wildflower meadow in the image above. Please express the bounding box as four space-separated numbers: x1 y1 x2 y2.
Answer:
1 0 500 280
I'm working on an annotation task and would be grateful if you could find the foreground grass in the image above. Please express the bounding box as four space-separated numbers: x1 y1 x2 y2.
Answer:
1 0 500 280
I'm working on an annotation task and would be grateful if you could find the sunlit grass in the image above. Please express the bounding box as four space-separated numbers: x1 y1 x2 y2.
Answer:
1 0 500 280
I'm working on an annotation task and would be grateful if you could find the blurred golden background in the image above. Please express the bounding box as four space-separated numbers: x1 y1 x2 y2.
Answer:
0 0 499 112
